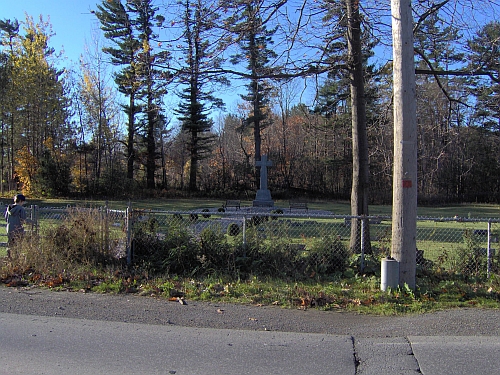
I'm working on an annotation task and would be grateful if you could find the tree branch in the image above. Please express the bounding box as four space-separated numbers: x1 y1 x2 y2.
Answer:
413 0 450 34
414 47 468 106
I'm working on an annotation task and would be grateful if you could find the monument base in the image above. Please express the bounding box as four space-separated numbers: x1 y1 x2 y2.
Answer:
253 189 274 207
253 200 274 207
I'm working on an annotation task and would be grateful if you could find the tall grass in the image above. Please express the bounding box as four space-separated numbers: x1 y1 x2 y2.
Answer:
2 207 121 279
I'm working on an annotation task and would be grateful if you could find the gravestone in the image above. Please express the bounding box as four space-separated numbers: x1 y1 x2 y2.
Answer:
253 154 274 207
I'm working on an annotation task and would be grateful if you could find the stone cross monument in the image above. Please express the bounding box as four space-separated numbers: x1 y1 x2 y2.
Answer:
253 154 274 207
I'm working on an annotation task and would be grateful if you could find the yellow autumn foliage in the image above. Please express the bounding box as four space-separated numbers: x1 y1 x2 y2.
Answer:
15 146 39 195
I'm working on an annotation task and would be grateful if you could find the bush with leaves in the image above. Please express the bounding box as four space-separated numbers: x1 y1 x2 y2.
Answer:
256 238 300 278
270 209 283 220
227 222 241 236
457 230 487 277
198 226 235 276
132 216 199 275
305 235 350 277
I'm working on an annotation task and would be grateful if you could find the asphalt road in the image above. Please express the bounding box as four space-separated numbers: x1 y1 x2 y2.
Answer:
1 286 500 374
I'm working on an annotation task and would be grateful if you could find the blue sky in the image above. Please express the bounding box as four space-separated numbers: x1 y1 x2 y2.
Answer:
0 0 100 66
0 0 245 112
5 0 498 117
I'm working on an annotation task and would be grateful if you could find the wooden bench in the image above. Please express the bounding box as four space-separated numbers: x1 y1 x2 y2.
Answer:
289 201 308 212
224 200 241 210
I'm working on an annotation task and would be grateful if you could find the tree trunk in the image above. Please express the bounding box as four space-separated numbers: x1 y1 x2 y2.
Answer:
347 0 371 253
127 94 136 181
146 92 156 190
189 130 198 191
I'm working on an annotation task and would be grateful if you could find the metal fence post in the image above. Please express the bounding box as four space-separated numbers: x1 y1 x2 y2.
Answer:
104 201 109 254
29 204 38 238
242 214 247 252
360 216 365 273
126 201 132 265
487 220 492 278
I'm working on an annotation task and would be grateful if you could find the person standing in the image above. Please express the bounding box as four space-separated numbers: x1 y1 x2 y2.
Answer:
5 194 28 257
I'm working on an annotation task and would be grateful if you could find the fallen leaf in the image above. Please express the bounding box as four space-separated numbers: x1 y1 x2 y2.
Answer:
300 297 311 306
311 297 327 307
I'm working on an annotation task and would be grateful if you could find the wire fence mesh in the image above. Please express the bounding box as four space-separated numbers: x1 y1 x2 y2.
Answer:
4 204 499 279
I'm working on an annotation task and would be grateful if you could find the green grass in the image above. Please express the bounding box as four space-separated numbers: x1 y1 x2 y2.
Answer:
55 273 500 315
4 196 500 218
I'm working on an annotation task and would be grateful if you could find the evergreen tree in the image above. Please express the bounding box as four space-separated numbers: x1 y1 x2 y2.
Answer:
226 0 280 187
316 0 378 251
176 0 226 192
0 19 19 192
95 0 142 181
467 21 500 130
128 0 171 189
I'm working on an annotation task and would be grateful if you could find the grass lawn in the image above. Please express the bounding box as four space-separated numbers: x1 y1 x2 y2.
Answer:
2 196 498 218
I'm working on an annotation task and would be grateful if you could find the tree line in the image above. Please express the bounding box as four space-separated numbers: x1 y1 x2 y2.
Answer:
0 0 499 204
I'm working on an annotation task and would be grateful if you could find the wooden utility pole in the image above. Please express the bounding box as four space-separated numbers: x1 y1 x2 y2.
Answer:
390 0 418 289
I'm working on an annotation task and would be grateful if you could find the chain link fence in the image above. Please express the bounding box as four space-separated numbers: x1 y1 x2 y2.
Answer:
128 208 500 279
4 204 499 280
1 205 128 262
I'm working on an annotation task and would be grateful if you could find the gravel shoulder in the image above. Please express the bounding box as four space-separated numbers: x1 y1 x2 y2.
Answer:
1 285 499 337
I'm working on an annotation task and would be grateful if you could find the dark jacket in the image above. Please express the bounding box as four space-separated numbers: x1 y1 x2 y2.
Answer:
5 204 27 236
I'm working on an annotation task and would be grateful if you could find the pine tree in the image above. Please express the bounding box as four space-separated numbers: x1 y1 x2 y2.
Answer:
226 0 279 187
128 0 171 189
0 19 19 192
176 0 226 192
95 0 142 181
316 0 378 252
467 21 500 130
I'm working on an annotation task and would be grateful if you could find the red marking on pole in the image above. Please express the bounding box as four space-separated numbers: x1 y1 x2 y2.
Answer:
402 179 412 188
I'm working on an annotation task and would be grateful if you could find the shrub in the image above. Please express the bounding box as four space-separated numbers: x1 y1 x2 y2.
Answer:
305 235 350 276
201 209 211 218
132 216 199 275
198 227 235 276
249 215 268 226
227 223 241 236
256 239 300 278
270 209 283 220
457 229 487 277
